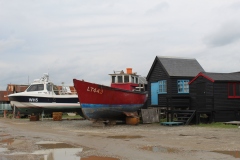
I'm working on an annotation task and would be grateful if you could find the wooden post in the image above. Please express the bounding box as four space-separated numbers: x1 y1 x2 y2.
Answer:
4 110 6 118
13 105 16 118
167 97 169 122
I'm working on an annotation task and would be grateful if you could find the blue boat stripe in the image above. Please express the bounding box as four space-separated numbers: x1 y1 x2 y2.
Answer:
81 104 142 108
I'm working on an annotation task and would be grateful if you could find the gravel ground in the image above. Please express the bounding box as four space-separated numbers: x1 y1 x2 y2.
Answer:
0 118 240 160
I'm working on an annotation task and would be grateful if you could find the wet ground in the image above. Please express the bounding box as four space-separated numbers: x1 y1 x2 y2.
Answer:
0 118 240 160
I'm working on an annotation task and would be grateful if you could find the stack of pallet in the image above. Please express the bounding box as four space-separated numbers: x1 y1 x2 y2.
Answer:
52 112 62 121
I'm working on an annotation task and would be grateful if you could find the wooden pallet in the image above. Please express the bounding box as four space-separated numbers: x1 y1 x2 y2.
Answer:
161 122 184 126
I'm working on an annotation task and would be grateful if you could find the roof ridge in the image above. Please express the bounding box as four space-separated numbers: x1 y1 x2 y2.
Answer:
157 56 195 60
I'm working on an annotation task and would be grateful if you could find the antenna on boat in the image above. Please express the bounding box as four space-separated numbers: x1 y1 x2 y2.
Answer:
39 73 49 82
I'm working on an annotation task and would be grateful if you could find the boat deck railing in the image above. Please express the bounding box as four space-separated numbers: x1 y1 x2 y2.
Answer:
53 89 77 95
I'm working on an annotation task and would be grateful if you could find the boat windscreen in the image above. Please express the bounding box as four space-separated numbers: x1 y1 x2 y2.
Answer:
27 84 44 92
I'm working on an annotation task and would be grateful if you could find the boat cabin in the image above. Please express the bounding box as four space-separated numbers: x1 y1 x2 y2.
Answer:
25 74 75 95
109 68 146 91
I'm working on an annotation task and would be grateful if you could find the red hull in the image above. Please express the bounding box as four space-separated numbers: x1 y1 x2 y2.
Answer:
73 79 147 120
73 79 146 105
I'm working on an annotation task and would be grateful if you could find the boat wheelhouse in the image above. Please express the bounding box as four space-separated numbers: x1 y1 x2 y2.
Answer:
109 68 146 92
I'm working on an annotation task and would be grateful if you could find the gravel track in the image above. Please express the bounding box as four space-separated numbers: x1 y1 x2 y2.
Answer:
0 118 240 160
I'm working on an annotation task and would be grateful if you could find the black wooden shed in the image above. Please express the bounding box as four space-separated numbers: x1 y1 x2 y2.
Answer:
189 72 240 123
146 56 204 122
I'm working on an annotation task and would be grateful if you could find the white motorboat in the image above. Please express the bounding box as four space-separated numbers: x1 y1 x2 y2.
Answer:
8 73 83 116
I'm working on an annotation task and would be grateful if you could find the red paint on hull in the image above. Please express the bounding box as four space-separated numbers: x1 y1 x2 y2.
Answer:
73 79 147 105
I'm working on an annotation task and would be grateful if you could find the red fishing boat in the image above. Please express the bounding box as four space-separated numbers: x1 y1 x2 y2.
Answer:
73 68 147 121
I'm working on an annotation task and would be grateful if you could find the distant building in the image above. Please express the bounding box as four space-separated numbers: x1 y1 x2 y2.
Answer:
0 84 29 113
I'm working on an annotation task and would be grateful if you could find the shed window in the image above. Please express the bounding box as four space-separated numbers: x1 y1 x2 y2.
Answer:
178 80 189 93
158 80 167 94
228 83 240 98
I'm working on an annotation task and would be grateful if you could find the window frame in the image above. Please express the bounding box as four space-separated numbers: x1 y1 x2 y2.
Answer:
177 80 189 94
158 80 167 94
228 82 240 98
26 84 44 92
47 83 52 91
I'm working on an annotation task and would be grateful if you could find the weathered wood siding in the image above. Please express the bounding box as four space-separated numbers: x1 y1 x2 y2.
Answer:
147 59 169 107
190 77 240 122
190 76 213 110
168 77 192 108
213 82 240 112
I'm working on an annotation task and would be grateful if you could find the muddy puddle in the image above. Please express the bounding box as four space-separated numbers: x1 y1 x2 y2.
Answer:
0 134 10 137
213 150 240 158
36 141 77 149
0 138 14 145
32 148 83 160
0 140 83 160
141 145 179 153
34 141 82 160
107 135 143 139
81 156 119 160
0 140 119 160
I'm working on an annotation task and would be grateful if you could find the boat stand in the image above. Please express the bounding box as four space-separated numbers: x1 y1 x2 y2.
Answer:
41 110 44 121
92 120 117 127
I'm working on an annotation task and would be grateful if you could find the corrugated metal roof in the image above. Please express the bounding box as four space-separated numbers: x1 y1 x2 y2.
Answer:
157 56 205 77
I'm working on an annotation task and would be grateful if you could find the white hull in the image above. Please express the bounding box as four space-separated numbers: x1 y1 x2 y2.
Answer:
10 101 81 109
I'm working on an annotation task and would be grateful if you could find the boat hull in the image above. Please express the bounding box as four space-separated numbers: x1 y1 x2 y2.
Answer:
9 94 83 116
73 79 147 121
81 104 143 120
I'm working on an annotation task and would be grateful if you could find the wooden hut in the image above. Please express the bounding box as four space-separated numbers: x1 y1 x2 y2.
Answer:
146 56 204 123
189 72 240 123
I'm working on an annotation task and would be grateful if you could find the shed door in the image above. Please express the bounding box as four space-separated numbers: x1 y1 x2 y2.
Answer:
151 82 159 105
196 82 206 109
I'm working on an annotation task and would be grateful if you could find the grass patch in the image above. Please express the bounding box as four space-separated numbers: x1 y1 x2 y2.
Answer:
160 118 178 123
62 114 83 119
198 122 238 129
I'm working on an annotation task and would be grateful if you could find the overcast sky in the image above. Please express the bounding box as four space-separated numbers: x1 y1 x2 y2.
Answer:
1 0 240 90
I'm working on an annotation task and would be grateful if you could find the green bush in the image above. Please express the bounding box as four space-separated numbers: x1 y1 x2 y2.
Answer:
7 114 13 119
199 122 238 128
